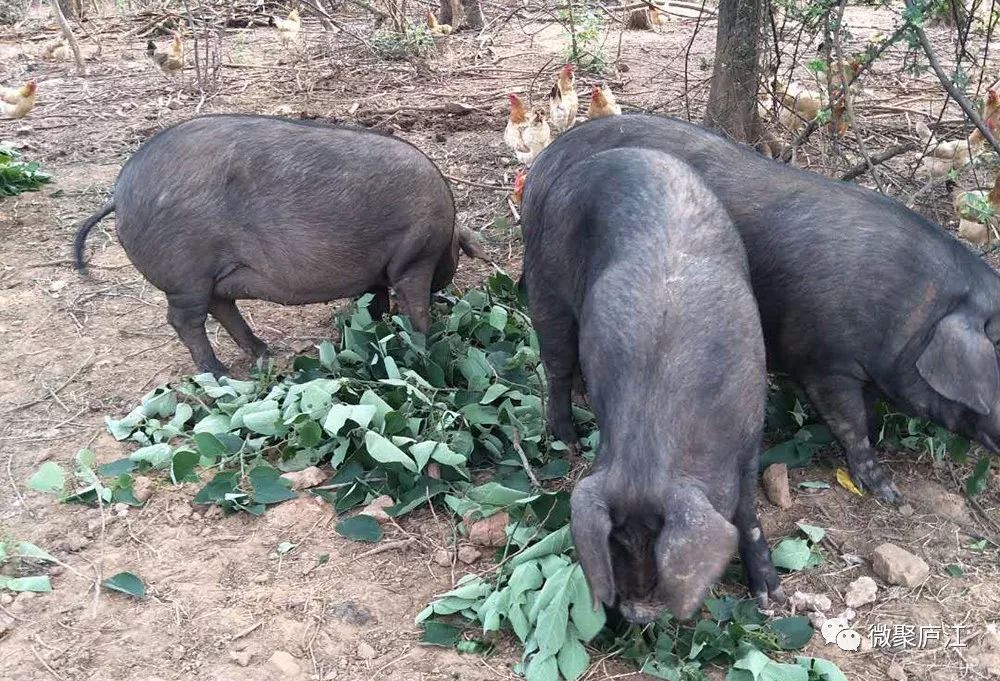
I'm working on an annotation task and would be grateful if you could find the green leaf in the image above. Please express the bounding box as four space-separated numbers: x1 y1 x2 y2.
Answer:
509 526 572 567
249 466 298 505
27 462 65 493
480 383 510 404
794 657 848 681
966 457 991 497
193 432 230 458
15 542 57 563
336 515 384 543
298 420 323 447
488 306 509 331
557 635 589 680
170 449 200 484
771 538 812 571
770 616 814 650
795 523 825 544
98 459 137 477
364 431 416 472
421 622 462 647
101 571 146 598
323 404 376 435
569 565 605 640
798 481 830 489
1 576 52 592
193 470 239 505
945 563 965 577
129 443 172 468
525 653 559 681
193 414 232 435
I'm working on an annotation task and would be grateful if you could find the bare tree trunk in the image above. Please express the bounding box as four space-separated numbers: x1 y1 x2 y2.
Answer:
438 0 456 25
47 0 85 73
703 0 762 143
460 0 482 28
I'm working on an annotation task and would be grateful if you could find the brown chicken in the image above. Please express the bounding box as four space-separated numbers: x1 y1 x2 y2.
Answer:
270 8 301 47
918 89 1000 179
588 84 621 119
953 173 1000 245
148 33 184 77
426 11 453 35
2 79 37 119
512 169 526 207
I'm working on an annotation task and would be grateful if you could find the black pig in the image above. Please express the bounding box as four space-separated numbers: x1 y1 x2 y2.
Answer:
73 115 483 375
521 146 782 623
525 113 1000 504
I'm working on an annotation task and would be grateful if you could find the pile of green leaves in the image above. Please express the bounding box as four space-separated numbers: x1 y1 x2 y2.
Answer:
371 23 435 60
30 271 851 679
0 147 52 197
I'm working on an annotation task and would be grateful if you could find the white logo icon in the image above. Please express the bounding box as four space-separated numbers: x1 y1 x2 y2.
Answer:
836 628 862 651
821 618 850 644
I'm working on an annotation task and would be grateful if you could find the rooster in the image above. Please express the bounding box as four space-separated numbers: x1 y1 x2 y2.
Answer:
548 64 578 133
147 33 184 77
426 11 453 35
588 84 621 119
270 8 301 47
648 4 669 28
2 79 37 119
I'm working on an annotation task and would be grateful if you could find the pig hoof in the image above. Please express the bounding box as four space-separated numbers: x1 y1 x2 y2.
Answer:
850 463 903 505
753 585 785 610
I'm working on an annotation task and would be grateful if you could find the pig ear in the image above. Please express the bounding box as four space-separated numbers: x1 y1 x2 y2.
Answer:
654 489 738 620
917 313 1000 415
569 474 616 610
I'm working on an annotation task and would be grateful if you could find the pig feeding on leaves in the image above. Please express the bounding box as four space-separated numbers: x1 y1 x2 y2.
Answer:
73 115 484 376
520 146 782 624
526 113 1000 505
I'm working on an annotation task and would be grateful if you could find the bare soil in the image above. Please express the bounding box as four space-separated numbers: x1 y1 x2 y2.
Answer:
2 2 1000 680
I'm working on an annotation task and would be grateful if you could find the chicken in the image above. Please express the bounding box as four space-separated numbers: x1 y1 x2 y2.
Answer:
426 11 453 35
2 79 37 119
648 4 669 27
270 8 301 47
147 33 184 77
917 88 1000 179
588 84 621 119
504 95 551 165
953 173 1000 245
768 80 822 131
41 36 68 61
548 64 578 133
828 58 861 135
512 169 526 207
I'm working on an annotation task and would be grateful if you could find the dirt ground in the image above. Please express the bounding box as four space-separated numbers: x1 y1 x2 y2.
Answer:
3 1 1000 680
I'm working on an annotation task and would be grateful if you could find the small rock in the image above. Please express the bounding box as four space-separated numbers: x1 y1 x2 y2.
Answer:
252 573 271 584
837 607 856 622
907 480 970 524
790 591 831 613
9 591 37 613
859 635 873 653
456 546 482 565
359 495 395 524
327 601 373 626
872 543 929 587
807 611 827 628
0 593 12 606
841 553 865 565
761 463 792 509
844 576 878 608
899 503 915 517
356 641 377 660
132 476 155 503
267 650 302 678
465 511 509 547
280 466 327 491
61 534 88 553
887 663 907 681
433 549 452 567
229 651 251 667
112 502 129 517
425 462 441 480
203 505 223 520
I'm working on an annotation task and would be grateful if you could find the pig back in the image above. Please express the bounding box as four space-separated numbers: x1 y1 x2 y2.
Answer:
524 146 765 501
112 115 455 296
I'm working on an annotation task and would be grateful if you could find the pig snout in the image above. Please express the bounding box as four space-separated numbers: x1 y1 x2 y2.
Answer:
571 473 738 624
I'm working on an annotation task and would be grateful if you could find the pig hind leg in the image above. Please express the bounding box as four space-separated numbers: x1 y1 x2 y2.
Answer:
390 262 435 334
208 298 269 359
803 375 902 504
735 460 783 607
167 291 227 376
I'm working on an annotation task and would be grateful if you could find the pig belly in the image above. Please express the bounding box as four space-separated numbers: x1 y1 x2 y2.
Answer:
212 261 383 305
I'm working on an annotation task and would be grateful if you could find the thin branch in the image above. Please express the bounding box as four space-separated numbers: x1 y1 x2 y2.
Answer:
46 0 84 74
840 141 918 180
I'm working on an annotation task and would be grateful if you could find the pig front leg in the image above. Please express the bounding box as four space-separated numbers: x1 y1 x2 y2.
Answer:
803 375 902 504
534 305 581 449
167 291 228 376
735 459 784 607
